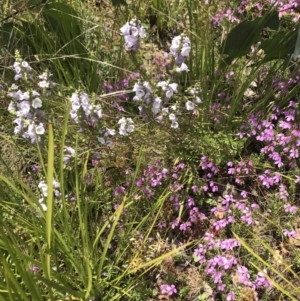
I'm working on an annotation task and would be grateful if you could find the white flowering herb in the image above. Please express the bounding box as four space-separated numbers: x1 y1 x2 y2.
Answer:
118 117 135 136
120 19 146 52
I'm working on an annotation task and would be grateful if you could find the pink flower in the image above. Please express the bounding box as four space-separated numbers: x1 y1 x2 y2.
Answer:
160 284 177 296
227 292 235 300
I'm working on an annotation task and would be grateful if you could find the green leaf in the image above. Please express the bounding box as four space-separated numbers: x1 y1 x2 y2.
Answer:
259 28 298 65
290 26 300 61
220 11 279 66
283 26 300 69
111 0 127 6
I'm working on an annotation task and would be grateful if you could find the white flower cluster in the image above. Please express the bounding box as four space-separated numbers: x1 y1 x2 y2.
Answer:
152 96 162 115
38 72 56 90
168 110 179 129
63 146 76 164
157 81 178 99
38 180 61 211
120 19 146 51
13 61 32 81
132 81 153 116
185 86 202 111
169 34 191 74
70 92 102 125
133 81 152 102
118 117 135 136
69 90 136 143
98 127 116 145
7 60 54 143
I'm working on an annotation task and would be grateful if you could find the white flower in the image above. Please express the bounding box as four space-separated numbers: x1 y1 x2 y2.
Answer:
65 146 75 154
176 63 189 73
105 127 116 136
181 37 191 57
32 90 40 97
171 120 179 129
38 181 48 197
185 100 195 111
195 96 202 103
181 45 191 57
189 88 196 95
82 103 92 116
153 96 162 108
96 107 102 119
133 83 145 100
120 19 145 52
119 123 127 135
127 118 134 125
166 83 178 98
152 97 162 114
130 26 139 37
80 92 89 105
162 107 169 114
63 146 75 163
143 81 152 92
13 117 23 134
35 123 45 135
70 109 79 123
70 93 80 110
8 102 16 113
32 97 42 109
158 81 178 98
20 91 30 100
124 35 139 51
127 124 135 133
38 80 50 88
38 72 48 80
39 201 47 211
118 117 135 136
98 137 106 145
120 22 131 35
169 113 176 121
139 26 146 38
157 81 167 89
14 75 23 81
17 101 30 117
21 61 30 68
53 180 60 189
118 117 126 125
170 35 182 55
14 63 22 74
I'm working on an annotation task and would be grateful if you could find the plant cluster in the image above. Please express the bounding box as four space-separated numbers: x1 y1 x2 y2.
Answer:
0 1 300 301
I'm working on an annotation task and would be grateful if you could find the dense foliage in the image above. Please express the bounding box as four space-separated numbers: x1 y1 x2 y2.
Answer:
1 1 300 301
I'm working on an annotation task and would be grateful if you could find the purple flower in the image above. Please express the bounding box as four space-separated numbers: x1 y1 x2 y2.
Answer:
236 265 251 286
212 270 224 284
254 270 271 289
160 284 177 296
29 265 39 273
279 184 289 201
283 229 297 238
284 203 297 214
227 292 235 301
241 190 248 198
220 239 240 251
213 219 228 231
241 209 253 225
158 221 166 228
179 221 191 231
114 186 125 196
